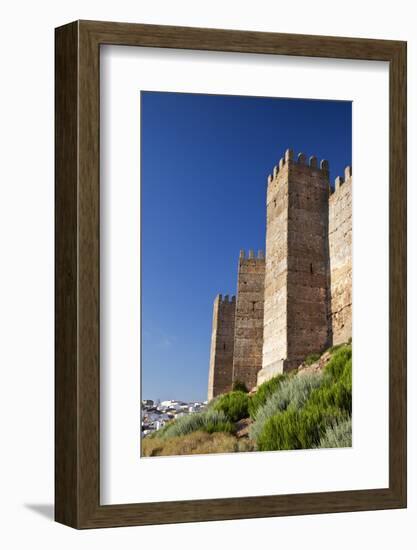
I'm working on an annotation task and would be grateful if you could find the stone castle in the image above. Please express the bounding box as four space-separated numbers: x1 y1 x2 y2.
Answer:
208 149 352 400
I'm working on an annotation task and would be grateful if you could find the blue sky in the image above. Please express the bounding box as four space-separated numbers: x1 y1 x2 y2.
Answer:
141 91 351 402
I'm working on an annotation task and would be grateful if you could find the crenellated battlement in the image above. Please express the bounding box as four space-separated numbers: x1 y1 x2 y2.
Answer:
216 293 236 305
239 249 265 261
267 148 330 186
330 165 352 195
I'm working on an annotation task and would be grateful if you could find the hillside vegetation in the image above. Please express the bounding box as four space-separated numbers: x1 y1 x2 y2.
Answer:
142 343 352 457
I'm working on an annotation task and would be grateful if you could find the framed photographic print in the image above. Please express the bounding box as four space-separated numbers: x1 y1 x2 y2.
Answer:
55 20 406 528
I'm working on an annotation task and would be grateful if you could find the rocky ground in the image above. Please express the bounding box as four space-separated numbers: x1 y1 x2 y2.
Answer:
297 349 333 375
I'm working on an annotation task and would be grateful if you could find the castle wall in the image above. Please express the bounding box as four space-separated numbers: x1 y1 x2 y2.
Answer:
329 167 352 345
259 150 331 384
208 151 353 395
232 250 265 391
207 294 236 400
262 157 289 378
286 154 331 363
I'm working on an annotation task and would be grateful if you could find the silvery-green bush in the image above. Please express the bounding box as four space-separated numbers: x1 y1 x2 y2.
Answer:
317 417 352 449
250 371 323 442
158 409 234 439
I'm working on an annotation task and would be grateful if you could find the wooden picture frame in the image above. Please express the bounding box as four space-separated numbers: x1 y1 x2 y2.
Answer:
55 20 407 528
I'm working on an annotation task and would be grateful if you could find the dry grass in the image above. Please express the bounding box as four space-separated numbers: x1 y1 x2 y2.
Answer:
142 430 254 457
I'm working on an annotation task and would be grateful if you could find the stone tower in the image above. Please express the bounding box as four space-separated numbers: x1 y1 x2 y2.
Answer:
232 250 265 391
329 166 352 345
207 294 236 400
258 149 331 384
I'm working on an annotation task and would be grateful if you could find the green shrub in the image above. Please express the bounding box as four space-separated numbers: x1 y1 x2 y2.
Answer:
340 356 352 389
249 374 286 419
305 352 321 365
324 345 352 382
257 406 343 451
308 349 352 414
212 391 250 422
232 380 249 393
249 343 352 451
157 410 235 439
308 378 351 413
250 372 323 441
317 417 352 449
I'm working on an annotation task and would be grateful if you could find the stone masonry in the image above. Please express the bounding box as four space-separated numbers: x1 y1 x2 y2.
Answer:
329 166 352 345
207 294 236 400
260 151 332 383
232 250 265 391
208 149 352 398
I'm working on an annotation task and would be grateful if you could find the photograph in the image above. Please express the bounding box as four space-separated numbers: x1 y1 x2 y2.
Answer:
140 91 352 457
0 2 405 538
